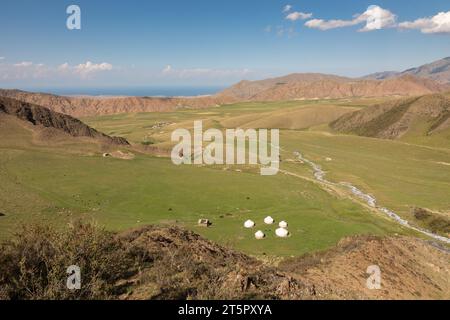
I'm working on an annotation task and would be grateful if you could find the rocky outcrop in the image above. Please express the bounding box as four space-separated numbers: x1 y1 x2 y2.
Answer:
0 96 129 145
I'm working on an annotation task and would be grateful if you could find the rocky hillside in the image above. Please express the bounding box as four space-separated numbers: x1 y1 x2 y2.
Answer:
278 235 449 300
218 73 351 100
364 57 450 84
0 89 234 117
122 228 450 300
330 93 450 139
0 96 129 145
218 74 447 101
1 222 448 300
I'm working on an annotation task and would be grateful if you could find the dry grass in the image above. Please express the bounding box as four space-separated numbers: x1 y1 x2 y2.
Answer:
0 221 140 300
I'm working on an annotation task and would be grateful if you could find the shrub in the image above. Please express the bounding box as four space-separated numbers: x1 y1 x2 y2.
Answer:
141 137 157 145
0 221 140 300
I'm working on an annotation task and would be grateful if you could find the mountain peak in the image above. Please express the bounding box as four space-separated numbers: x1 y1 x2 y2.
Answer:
363 57 450 84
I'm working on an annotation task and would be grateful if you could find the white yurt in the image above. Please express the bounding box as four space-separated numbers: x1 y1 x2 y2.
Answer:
255 230 265 240
244 220 255 228
279 221 288 228
264 216 274 225
275 227 289 238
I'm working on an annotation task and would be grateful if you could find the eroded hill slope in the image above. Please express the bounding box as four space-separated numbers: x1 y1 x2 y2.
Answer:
330 93 450 139
0 89 233 117
0 96 129 145
218 74 448 101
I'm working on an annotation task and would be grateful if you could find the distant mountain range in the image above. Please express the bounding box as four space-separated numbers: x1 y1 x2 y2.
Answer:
219 57 450 102
217 74 447 101
0 57 449 117
363 57 450 84
0 89 233 117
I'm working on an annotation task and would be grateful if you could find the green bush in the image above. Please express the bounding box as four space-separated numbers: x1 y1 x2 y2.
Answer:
141 137 157 145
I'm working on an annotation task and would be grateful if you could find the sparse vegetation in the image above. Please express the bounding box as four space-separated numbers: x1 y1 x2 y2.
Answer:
412 207 450 235
141 136 157 146
1 222 448 300
0 221 140 300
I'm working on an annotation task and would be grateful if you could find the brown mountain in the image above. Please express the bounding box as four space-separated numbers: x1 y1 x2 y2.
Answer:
0 89 234 117
0 71 448 118
364 57 450 84
0 96 129 145
218 73 351 100
218 74 448 101
330 93 450 139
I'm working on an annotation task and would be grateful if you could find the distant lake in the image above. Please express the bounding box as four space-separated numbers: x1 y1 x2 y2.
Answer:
20 86 227 97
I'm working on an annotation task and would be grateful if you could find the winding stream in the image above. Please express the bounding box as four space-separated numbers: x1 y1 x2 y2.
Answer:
293 151 450 244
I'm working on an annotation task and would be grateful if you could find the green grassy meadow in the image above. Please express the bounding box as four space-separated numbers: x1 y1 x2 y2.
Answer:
1 97 448 256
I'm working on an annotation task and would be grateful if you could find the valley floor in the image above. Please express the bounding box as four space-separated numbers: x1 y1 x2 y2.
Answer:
1 98 449 257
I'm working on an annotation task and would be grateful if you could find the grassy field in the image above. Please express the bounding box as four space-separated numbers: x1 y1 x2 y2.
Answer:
1 97 448 257
81 98 385 145
0 146 407 257
280 131 450 223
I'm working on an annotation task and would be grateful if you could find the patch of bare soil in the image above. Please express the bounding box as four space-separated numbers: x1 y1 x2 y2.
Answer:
280 236 449 300
110 150 135 160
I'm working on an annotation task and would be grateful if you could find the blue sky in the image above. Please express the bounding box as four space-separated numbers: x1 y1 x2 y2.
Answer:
0 0 449 89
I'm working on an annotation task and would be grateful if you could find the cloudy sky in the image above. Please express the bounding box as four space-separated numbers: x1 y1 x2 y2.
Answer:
1 0 449 89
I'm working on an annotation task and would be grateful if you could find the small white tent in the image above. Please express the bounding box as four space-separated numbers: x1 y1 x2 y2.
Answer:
279 221 288 228
264 216 274 225
255 230 265 239
275 227 289 238
244 220 255 228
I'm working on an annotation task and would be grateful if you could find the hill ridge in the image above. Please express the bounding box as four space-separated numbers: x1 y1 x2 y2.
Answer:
0 96 129 145
330 93 450 139
218 74 448 101
364 57 450 84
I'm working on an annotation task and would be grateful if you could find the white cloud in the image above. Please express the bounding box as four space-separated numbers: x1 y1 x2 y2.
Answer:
55 61 113 78
0 57 5 60
359 5 397 32
399 11 450 34
276 25 296 38
74 61 113 76
58 62 70 71
265 24 296 38
161 65 251 79
286 11 313 21
162 65 172 74
283 5 292 13
1 61 50 80
0 59 114 84
305 19 359 30
14 61 33 67
305 5 396 31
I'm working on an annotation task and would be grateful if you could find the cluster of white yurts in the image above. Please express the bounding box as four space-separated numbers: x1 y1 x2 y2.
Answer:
243 216 289 239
